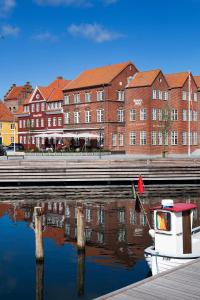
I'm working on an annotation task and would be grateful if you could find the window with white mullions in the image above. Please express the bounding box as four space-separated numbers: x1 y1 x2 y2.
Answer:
117 109 124 122
140 131 146 145
130 109 136 121
130 131 136 145
171 131 178 145
140 108 146 121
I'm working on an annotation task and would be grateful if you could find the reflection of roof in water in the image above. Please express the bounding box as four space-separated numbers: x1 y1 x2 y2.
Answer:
43 226 65 246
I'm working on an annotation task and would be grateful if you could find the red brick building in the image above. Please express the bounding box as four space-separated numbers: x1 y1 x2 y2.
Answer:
125 70 199 156
16 77 70 150
4 82 33 114
62 61 138 151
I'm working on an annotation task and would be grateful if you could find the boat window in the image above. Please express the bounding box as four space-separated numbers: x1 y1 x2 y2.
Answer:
156 211 171 231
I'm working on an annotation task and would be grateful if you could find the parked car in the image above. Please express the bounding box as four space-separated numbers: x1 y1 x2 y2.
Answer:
0 145 6 156
7 143 24 151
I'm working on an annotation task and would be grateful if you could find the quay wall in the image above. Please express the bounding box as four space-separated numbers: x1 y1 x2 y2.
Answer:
0 158 200 185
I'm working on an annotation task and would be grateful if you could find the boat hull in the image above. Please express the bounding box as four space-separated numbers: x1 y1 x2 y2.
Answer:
144 246 200 275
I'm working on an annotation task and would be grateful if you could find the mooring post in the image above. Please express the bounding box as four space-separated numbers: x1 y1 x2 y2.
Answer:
77 250 85 297
36 261 44 300
34 207 44 262
77 206 85 252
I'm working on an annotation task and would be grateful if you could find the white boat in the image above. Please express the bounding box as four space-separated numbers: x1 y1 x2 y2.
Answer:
144 199 200 275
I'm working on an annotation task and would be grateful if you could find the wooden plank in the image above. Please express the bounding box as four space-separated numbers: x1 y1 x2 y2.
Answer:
95 259 200 300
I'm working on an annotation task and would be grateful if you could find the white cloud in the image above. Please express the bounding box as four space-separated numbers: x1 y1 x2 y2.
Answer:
32 31 58 42
0 0 16 17
34 0 117 7
1 24 20 37
68 23 122 43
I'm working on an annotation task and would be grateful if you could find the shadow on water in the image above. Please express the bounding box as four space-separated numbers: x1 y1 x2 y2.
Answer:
0 189 199 300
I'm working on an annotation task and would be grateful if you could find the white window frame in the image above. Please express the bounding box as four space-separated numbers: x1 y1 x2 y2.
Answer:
85 110 91 123
182 131 187 145
151 108 156 121
53 117 57 127
64 112 70 124
74 111 80 124
171 131 178 145
130 109 136 121
119 133 124 146
158 131 163 145
85 92 91 103
182 91 187 100
140 131 146 145
64 95 70 105
171 109 178 121
193 111 198 122
152 89 157 99
74 93 80 104
112 133 117 146
97 90 104 101
48 118 51 127
117 109 124 122
117 90 125 101
96 109 104 123
151 131 157 145
182 109 187 121
140 108 146 121
193 132 198 145
130 131 136 145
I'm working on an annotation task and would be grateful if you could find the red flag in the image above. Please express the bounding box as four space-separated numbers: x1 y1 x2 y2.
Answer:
137 175 144 194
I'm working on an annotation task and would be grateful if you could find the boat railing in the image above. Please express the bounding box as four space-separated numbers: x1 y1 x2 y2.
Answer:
192 226 200 235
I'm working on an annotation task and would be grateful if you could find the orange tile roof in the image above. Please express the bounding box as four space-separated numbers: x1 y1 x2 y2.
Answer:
127 69 161 88
5 86 24 100
165 72 189 88
63 61 135 91
194 76 200 89
0 101 15 122
48 77 71 89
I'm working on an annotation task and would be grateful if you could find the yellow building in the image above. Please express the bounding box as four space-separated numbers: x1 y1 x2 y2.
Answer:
0 101 18 146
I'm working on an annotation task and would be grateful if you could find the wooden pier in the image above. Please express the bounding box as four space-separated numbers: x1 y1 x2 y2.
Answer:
96 258 200 300
0 158 200 185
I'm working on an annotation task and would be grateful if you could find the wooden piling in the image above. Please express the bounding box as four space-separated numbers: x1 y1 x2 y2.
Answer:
34 207 44 262
36 261 44 300
77 250 85 297
77 206 85 252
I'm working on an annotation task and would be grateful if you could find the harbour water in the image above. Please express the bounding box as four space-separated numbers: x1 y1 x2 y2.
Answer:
0 193 199 300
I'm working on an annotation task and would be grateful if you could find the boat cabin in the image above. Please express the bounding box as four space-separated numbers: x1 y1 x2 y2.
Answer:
152 200 196 256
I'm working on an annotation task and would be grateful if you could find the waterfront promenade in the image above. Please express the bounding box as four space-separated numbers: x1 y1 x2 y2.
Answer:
96 258 200 300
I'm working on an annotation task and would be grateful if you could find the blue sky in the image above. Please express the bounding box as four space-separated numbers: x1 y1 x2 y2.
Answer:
0 0 200 98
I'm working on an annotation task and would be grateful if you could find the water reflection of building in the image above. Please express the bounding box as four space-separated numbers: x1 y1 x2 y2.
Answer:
0 199 153 267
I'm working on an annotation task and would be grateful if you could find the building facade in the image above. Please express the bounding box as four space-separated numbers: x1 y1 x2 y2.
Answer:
16 77 70 150
125 70 199 156
4 82 33 114
62 61 138 152
0 101 18 146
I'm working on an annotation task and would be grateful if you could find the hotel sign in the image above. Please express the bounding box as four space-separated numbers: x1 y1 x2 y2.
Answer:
133 99 142 106
33 114 42 118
